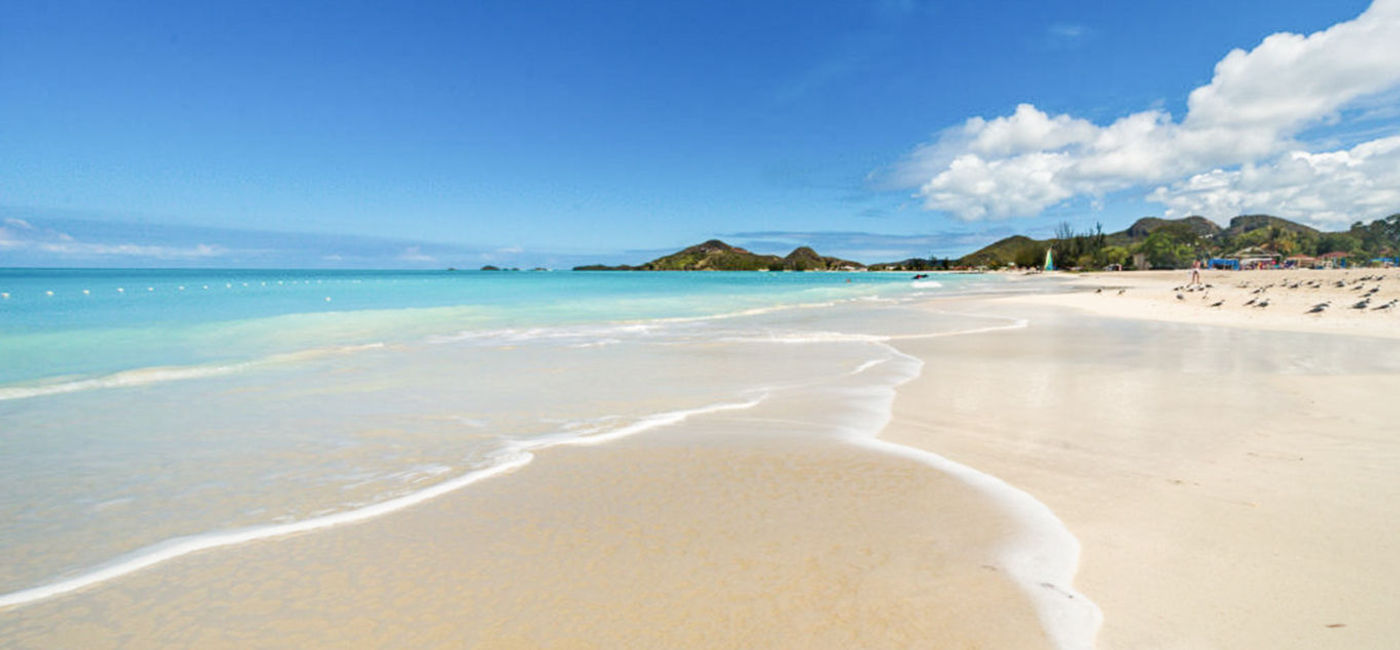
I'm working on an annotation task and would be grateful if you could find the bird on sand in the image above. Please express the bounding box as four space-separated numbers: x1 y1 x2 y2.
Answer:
1244 297 1258 306
1307 302 1330 314
1176 293 1185 301
1373 299 1397 312
1255 299 1270 308
1209 300 1224 308
1352 298 1371 310
1117 289 1126 295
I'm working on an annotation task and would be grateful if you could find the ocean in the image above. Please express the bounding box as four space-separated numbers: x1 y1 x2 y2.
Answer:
0 268 1022 607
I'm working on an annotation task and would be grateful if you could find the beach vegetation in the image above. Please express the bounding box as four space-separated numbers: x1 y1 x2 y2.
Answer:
956 213 1400 270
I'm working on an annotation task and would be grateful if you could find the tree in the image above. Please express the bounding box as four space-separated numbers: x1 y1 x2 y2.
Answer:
1139 225 1201 269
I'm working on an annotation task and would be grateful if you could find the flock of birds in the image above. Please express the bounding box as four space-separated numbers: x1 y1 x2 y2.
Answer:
1094 272 1398 316
1166 273 1396 314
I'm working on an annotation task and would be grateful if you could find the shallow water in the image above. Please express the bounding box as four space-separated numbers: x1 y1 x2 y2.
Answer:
0 270 1003 603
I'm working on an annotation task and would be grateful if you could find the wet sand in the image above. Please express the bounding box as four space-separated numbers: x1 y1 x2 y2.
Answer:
0 427 1053 649
884 295 1400 649
5 275 1399 648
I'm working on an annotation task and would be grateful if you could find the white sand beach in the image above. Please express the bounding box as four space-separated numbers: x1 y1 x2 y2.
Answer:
3 271 1398 648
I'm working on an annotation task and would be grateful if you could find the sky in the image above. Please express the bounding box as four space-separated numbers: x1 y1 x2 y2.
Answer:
2 0 1397 268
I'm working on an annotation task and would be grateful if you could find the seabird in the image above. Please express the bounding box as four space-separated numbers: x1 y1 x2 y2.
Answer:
1176 293 1185 301
1255 299 1270 308
1244 297 1258 306
1307 302 1330 314
1209 300 1224 308
1352 299 1371 309
1373 299 1397 311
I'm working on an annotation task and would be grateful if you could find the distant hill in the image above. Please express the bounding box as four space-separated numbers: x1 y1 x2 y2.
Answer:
573 240 865 271
957 235 1044 268
1121 216 1222 241
570 213 1396 273
952 213 1379 269
956 216 1259 267
1221 214 1320 238
781 246 864 271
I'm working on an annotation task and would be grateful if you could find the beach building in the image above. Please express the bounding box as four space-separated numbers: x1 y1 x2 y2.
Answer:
1209 257 1240 270
1232 247 1281 270
1319 251 1350 269
1284 255 1318 269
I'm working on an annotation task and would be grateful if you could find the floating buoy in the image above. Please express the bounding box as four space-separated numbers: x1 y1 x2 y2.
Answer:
324 296 332 302
1 292 8 299
83 289 91 295
225 283 232 288
117 288 125 293
203 285 209 290
45 290 54 296
147 287 154 292
178 286 185 291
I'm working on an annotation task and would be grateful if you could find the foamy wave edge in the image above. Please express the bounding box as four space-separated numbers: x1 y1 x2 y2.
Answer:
851 313 1103 650
0 343 388 402
2 282 946 402
0 395 767 611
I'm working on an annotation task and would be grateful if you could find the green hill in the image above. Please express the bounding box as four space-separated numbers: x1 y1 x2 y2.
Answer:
638 240 782 270
958 235 1046 268
1221 214 1319 239
955 213 1392 270
574 240 865 271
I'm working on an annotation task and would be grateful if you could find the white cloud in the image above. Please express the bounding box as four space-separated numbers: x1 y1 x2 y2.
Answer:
397 246 437 263
1149 135 1400 225
889 0 1400 224
0 220 228 259
35 241 228 259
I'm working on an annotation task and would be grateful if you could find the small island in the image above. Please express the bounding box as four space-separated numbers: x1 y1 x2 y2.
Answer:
574 239 864 271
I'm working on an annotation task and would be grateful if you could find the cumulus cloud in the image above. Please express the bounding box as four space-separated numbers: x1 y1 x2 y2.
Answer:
396 246 437 263
888 0 1400 225
0 220 228 259
1148 135 1400 225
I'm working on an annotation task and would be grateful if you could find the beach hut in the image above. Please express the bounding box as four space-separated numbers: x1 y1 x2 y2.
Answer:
1232 247 1280 270
1285 255 1318 269
1209 257 1240 270
1319 251 1349 269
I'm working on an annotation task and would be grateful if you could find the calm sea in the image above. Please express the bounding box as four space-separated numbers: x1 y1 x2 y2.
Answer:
0 268 1006 606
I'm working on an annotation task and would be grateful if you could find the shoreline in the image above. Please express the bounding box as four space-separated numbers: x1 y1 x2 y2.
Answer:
0 305 1089 648
5 273 1398 647
0 293 1102 649
882 283 1400 648
1006 268 1400 339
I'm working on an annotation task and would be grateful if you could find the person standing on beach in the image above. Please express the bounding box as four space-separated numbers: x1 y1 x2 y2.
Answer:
1190 259 1202 286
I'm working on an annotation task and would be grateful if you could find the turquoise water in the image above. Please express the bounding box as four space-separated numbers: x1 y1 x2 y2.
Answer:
1 269 952 385
0 268 1006 606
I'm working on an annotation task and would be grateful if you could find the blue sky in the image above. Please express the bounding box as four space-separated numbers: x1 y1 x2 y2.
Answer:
2 0 1396 268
